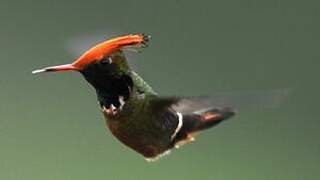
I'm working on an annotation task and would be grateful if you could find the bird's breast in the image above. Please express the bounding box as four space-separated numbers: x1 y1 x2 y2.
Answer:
105 117 164 158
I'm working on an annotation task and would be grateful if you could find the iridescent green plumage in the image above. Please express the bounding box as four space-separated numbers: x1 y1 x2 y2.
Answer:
98 51 179 159
81 50 234 160
33 34 236 161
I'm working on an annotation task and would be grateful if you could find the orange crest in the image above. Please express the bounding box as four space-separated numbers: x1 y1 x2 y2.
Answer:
72 34 149 69
32 34 149 74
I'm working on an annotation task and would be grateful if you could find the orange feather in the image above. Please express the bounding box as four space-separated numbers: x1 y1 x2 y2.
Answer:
72 34 146 69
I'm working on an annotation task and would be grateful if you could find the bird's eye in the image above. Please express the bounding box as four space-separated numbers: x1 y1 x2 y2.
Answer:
100 57 112 65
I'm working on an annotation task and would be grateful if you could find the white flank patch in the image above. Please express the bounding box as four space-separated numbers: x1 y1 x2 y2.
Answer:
171 112 183 140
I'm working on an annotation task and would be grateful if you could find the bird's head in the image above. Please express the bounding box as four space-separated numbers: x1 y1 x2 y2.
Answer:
32 34 149 82
33 34 150 109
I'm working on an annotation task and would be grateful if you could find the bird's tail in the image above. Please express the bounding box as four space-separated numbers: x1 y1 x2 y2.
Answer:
184 107 235 132
172 107 235 148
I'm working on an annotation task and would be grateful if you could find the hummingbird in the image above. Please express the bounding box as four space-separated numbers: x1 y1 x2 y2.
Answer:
33 34 235 161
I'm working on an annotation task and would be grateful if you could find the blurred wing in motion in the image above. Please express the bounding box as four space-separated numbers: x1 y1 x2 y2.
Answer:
172 89 290 114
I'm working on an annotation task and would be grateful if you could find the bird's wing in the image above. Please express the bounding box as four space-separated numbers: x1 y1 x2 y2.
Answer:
170 89 289 114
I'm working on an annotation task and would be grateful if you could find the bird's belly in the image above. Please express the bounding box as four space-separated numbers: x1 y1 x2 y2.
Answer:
106 120 169 158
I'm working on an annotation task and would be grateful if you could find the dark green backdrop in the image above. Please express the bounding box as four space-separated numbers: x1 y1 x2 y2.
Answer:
0 0 319 179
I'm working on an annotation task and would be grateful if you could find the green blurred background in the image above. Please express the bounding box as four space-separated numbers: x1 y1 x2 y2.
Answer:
0 0 319 179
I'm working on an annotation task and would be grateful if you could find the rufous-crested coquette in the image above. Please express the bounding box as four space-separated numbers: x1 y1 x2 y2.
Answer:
33 34 236 161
